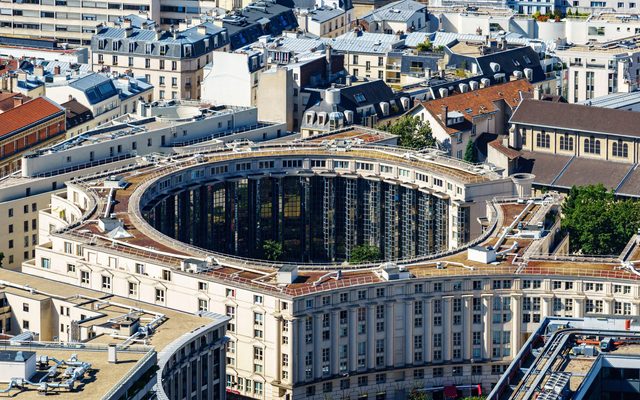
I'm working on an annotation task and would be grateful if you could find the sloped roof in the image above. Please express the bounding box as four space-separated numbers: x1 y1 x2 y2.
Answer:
511 99 640 138
69 73 119 105
421 79 532 135
0 97 64 139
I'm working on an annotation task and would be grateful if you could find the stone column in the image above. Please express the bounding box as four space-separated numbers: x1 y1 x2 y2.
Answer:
386 302 394 367
482 294 493 361
511 294 522 353
405 301 414 365
443 296 453 362
462 295 473 361
425 298 433 363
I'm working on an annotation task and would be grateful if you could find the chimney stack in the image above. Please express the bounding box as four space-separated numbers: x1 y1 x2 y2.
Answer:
442 105 449 127
12 96 24 108
54 65 61 75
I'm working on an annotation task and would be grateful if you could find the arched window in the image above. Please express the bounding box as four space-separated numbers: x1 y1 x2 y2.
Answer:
584 136 601 154
613 141 629 158
561 136 575 151
536 131 550 149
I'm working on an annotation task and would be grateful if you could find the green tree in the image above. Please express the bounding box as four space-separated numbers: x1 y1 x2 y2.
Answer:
463 139 477 163
349 244 381 264
378 115 436 149
566 9 573 16
416 39 433 52
262 240 283 261
408 389 432 400
561 184 640 255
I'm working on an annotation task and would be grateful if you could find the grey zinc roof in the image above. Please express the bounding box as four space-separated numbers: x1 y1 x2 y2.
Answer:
361 0 426 23
322 31 402 54
404 32 432 47
92 22 228 59
69 73 119 105
307 7 345 23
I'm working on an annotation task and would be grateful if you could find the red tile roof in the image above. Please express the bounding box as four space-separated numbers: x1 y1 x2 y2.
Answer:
0 92 31 112
0 97 64 139
489 139 521 159
421 79 533 136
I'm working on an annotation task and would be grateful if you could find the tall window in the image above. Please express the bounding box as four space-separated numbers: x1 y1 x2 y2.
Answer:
613 141 629 158
559 135 574 151
535 131 550 148
584 136 601 154
586 71 595 100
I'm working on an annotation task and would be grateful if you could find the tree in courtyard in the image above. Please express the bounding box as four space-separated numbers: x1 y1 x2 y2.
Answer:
561 184 640 255
378 115 435 149
349 244 381 264
262 240 283 261
463 139 477 163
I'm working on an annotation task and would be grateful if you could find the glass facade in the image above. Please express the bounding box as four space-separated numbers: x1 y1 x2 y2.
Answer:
144 176 452 263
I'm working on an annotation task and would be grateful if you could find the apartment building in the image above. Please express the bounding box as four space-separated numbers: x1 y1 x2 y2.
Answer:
359 0 428 34
332 31 406 84
0 268 228 400
91 21 229 100
0 0 157 46
409 79 533 159
46 73 153 127
556 40 640 103
296 6 355 38
0 97 65 177
201 50 266 107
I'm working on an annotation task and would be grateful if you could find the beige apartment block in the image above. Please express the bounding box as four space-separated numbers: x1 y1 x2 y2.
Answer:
91 21 229 100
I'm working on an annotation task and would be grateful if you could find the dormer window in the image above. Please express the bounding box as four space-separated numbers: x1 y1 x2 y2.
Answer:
145 44 152 54
184 44 192 57
112 40 119 51
128 42 135 52
98 39 107 50
160 45 168 56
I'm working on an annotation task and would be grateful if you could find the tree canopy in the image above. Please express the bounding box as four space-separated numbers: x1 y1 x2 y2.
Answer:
415 39 433 52
349 244 381 264
463 139 477 163
378 115 436 149
561 184 640 255
262 240 283 261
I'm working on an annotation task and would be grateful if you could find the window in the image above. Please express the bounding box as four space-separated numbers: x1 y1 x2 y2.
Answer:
254 312 264 326
559 135 574 151
613 141 629 158
254 295 263 304
23 303 29 312
155 288 165 303
535 131 550 149
80 271 89 284
101 275 111 290
128 282 138 296
584 136 601 154
67 263 76 273
161 269 172 281
41 258 50 269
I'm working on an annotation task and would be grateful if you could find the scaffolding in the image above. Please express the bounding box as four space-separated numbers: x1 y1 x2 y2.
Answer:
362 180 381 249
384 183 398 260
418 192 434 255
344 177 358 260
434 197 449 253
401 188 417 259
323 177 336 261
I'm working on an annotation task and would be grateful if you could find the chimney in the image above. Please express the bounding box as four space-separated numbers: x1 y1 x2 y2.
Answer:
34 65 44 77
533 86 541 100
197 25 207 35
12 96 24 108
442 105 448 127
54 65 61 75
68 94 73 101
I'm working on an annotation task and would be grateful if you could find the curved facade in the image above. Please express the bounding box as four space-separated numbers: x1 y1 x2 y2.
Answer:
144 175 452 262
23 143 640 400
